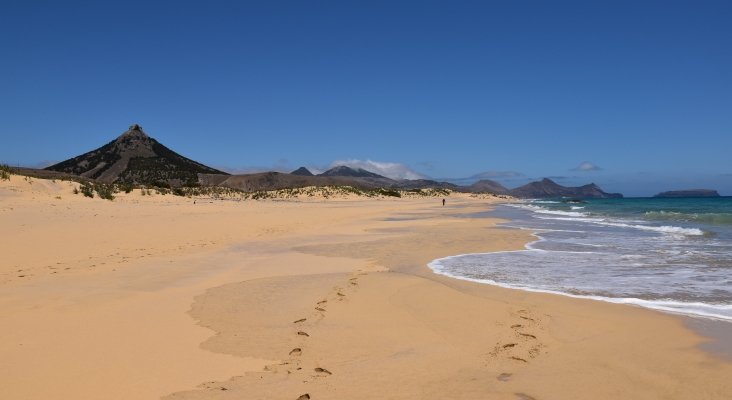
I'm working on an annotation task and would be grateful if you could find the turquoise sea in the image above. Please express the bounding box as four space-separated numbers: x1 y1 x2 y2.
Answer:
430 197 732 321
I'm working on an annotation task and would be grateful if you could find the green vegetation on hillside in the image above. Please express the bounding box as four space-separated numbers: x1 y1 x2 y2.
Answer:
78 182 116 200
166 185 453 200
0 164 14 180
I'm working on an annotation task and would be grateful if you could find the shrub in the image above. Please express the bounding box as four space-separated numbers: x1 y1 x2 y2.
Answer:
118 183 134 193
0 164 14 181
95 183 115 200
372 188 401 198
80 183 94 198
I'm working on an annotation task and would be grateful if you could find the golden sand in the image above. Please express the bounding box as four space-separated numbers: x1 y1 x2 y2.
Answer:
1 174 730 399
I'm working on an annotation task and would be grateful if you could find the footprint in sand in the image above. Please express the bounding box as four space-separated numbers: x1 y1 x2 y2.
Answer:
510 356 527 363
519 333 537 339
293 318 307 324
503 343 517 349
317 300 327 305
497 373 512 382
337 292 345 297
289 348 302 356
297 394 310 400
315 307 326 312
297 331 310 337
314 367 332 376
515 393 537 400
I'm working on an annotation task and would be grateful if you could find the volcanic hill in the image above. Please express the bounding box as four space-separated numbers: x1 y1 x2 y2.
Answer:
290 167 314 176
45 124 227 186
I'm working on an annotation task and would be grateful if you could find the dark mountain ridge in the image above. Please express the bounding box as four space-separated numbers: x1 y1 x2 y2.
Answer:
509 178 622 199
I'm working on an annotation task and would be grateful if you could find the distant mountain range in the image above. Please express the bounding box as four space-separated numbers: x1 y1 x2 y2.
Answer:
43 125 623 198
209 167 622 198
202 167 461 192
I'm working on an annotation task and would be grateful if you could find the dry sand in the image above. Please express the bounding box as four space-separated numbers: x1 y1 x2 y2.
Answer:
1 174 731 399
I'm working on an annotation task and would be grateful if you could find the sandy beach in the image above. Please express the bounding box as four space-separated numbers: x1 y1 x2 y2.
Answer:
1 175 731 399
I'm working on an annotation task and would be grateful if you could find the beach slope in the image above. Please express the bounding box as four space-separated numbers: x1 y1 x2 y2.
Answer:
1 175 730 399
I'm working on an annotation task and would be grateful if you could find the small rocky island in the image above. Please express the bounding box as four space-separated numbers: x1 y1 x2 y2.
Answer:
654 189 721 198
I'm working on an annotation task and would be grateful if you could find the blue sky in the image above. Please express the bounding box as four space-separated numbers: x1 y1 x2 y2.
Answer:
1 1 730 196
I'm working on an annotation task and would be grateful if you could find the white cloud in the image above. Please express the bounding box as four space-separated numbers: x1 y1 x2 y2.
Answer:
329 159 427 180
571 161 602 171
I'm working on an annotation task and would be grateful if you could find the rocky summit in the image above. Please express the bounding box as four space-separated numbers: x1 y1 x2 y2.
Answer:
290 166 314 176
45 124 227 186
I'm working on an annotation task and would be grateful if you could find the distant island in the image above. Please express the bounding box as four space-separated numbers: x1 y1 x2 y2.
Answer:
654 189 720 198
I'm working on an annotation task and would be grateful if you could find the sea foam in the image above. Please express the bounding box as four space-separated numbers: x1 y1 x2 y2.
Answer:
430 200 732 322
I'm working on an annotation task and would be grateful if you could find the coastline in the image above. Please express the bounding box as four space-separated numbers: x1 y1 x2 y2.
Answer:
2 176 731 399
433 200 732 361
172 199 732 399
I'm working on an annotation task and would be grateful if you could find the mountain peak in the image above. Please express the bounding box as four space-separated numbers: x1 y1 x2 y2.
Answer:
117 124 149 140
290 167 314 176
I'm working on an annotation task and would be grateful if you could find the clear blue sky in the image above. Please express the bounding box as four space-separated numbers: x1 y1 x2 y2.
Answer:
1 1 730 196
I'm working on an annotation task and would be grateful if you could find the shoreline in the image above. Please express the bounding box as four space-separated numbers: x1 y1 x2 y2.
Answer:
449 201 732 337
452 203 732 318
429 248 732 361
2 176 731 399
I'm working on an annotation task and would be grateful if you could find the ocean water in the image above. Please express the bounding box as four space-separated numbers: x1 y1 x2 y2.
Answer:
430 197 732 322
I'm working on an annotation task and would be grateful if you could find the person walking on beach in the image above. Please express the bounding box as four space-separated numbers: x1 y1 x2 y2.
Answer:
442 198 445 206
